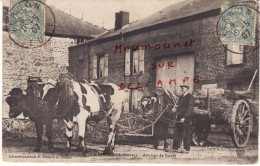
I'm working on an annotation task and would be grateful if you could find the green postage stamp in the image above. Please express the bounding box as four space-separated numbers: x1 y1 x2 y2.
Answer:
9 0 45 43
219 2 257 45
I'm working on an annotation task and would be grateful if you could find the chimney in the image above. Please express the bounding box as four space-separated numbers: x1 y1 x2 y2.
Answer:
115 11 129 30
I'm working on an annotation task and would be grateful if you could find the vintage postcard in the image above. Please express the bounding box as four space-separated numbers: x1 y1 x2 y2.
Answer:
1 0 259 164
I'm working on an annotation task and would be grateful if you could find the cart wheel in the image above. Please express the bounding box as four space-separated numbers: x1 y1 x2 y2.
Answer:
191 124 210 146
231 99 252 148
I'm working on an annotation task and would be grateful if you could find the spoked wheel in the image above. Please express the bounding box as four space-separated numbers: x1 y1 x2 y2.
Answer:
231 100 252 148
191 115 211 146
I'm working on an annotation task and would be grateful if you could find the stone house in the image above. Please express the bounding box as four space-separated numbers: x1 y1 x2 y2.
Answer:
68 0 259 113
2 5 106 117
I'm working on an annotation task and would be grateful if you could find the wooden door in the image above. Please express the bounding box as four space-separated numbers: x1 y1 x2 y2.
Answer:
156 56 177 93
131 89 143 113
176 54 194 93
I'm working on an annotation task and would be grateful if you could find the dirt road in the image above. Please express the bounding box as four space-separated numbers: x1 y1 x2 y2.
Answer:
2 132 258 164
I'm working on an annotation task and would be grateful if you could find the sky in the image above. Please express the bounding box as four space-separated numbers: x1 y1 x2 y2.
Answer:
3 0 185 30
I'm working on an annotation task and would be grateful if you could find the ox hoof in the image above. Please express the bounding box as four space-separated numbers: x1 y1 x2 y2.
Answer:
76 146 87 157
61 148 70 156
48 147 55 153
75 145 83 152
82 149 86 157
48 144 55 153
103 147 113 155
33 147 41 152
153 145 158 149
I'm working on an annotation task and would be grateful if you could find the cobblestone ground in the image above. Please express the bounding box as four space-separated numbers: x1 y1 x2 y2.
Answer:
2 132 258 164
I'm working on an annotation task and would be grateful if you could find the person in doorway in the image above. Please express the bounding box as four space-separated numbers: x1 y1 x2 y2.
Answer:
172 84 194 153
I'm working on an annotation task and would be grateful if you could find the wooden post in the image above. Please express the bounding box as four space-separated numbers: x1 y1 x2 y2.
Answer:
248 69 258 91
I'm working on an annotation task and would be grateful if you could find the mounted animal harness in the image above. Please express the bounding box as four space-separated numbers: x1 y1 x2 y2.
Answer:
141 88 181 125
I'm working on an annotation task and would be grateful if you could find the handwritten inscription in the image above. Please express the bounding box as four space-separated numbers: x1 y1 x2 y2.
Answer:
118 76 199 90
152 61 175 70
115 39 195 53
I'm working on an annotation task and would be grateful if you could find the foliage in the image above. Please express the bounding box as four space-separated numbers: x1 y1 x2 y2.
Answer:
195 89 234 124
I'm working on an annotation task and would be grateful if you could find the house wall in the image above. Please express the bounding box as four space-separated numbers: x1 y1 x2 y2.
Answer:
69 13 259 100
68 44 89 80
2 31 75 117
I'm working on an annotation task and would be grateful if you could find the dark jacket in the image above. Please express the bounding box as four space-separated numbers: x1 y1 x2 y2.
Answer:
177 93 194 122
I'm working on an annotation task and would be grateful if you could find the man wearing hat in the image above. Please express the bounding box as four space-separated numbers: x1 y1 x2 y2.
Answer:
172 84 194 153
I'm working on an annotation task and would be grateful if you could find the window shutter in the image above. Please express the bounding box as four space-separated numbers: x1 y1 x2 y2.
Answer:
125 51 130 75
139 49 145 74
93 55 97 79
227 46 232 65
104 54 108 77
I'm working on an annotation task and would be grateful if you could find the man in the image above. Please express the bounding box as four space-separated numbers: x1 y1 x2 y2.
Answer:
172 84 194 153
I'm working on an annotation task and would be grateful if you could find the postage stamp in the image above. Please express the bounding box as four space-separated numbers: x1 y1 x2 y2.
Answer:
9 0 45 43
219 2 257 45
8 0 55 48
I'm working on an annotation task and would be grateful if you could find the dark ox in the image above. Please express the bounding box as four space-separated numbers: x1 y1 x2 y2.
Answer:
5 81 57 152
141 88 178 149
53 75 126 156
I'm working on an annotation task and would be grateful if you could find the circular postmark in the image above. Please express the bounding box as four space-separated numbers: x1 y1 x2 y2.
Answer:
216 2 259 54
7 0 55 48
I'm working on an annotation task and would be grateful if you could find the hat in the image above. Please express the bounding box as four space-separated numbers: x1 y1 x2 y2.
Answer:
180 84 189 88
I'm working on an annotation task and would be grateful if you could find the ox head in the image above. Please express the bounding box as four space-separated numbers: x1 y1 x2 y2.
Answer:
55 74 75 114
57 73 74 96
141 94 159 119
5 88 25 118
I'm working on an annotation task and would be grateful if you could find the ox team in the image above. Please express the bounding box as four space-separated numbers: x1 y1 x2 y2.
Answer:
6 75 194 155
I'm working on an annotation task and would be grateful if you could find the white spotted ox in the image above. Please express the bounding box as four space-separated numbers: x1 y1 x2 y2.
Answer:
52 74 126 156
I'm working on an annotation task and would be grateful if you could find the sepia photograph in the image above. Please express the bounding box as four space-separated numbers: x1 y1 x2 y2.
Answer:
1 0 259 164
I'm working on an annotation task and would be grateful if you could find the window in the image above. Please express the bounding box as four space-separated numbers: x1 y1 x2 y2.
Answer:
133 50 139 74
93 54 108 79
76 38 85 44
227 45 244 65
125 49 144 75
125 51 131 75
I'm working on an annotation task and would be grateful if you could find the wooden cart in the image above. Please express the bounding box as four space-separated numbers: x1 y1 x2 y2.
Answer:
116 88 212 146
117 88 254 148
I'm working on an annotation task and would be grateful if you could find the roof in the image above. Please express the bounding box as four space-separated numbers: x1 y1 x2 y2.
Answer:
46 6 106 38
3 5 106 38
89 0 247 42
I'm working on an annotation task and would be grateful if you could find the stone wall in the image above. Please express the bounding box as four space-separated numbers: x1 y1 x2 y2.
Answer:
2 31 75 117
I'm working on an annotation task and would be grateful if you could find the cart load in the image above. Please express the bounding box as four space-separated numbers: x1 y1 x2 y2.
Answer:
117 87 178 136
